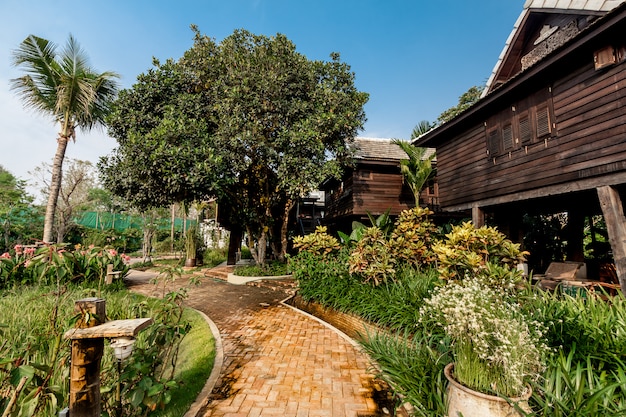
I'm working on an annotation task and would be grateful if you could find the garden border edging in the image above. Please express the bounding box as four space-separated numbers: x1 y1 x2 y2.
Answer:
227 273 293 285
184 310 224 417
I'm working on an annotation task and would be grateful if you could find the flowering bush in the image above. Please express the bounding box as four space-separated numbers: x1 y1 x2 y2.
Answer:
0 244 130 288
420 278 548 397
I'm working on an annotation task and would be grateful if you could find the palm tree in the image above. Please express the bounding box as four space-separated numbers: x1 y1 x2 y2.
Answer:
392 139 436 207
410 120 435 140
11 35 119 243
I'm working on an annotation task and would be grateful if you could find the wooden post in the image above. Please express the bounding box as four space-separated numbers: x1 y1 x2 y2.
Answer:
597 186 626 296
106 264 114 285
69 298 106 417
472 206 485 228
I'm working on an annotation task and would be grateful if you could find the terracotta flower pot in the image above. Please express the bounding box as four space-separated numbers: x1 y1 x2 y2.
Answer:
184 258 196 268
444 363 532 417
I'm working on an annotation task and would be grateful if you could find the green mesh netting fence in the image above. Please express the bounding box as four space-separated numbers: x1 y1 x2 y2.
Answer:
75 211 196 232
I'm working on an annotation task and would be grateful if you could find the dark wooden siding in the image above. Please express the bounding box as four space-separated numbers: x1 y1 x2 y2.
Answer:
323 162 415 221
437 60 626 209
324 174 355 218
352 165 413 216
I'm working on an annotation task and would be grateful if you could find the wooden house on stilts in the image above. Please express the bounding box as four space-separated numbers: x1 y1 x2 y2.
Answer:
414 0 626 294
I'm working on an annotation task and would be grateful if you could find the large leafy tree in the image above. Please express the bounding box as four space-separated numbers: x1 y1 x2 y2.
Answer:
101 58 226 208
102 28 368 264
437 85 484 124
11 34 119 243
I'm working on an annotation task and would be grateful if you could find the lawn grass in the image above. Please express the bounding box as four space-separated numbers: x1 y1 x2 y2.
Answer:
153 308 216 417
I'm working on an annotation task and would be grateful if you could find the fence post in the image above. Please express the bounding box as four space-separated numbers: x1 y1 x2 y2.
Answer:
69 298 106 417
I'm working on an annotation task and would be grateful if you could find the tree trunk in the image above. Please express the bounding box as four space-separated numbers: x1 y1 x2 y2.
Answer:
278 199 295 262
597 186 626 296
227 226 242 265
43 136 69 243
247 226 267 266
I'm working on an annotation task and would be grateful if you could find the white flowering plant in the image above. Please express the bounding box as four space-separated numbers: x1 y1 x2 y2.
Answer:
420 278 548 398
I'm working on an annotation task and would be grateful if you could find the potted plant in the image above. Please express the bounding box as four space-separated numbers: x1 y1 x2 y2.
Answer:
184 226 198 267
420 278 547 417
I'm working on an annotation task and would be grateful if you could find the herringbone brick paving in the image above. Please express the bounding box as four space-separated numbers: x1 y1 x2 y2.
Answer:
126 266 383 417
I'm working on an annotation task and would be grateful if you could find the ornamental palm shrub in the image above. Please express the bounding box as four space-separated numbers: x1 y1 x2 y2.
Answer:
432 222 528 287
389 207 439 267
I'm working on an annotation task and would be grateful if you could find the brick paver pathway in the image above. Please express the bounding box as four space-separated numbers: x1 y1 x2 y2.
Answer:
126 269 383 417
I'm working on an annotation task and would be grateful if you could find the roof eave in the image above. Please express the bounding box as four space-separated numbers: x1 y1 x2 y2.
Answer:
414 3 626 148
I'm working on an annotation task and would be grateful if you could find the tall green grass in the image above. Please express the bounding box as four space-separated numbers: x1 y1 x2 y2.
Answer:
0 283 214 416
294 250 439 331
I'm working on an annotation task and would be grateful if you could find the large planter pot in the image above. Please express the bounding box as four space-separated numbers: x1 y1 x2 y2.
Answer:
444 363 532 417
184 258 197 268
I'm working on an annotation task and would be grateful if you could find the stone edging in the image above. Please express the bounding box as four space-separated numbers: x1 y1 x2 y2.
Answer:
226 273 293 285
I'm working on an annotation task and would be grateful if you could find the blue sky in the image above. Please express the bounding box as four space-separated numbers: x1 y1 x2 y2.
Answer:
0 0 523 191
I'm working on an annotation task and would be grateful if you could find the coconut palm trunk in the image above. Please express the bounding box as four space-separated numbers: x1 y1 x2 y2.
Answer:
43 134 69 243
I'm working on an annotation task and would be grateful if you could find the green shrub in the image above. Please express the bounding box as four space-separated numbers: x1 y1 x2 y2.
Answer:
360 331 450 417
389 207 439 267
348 227 396 286
520 289 626 367
530 347 626 416
240 246 252 259
292 226 340 257
432 222 527 286
202 247 227 268
0 279 204 417
234 260 289 277
0 244 130 289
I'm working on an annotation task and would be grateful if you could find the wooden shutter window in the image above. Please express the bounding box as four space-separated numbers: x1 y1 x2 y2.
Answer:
502 124 513 150
519 116 531 143
487 129 500 155
536 106 550 138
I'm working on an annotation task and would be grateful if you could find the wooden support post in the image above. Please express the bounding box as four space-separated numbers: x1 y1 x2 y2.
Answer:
69 298 106 417
472 206 485 228
597 186 626 296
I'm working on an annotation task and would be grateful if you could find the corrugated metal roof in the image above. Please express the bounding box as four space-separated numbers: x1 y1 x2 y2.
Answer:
353 137 435 161
482 0 625 96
